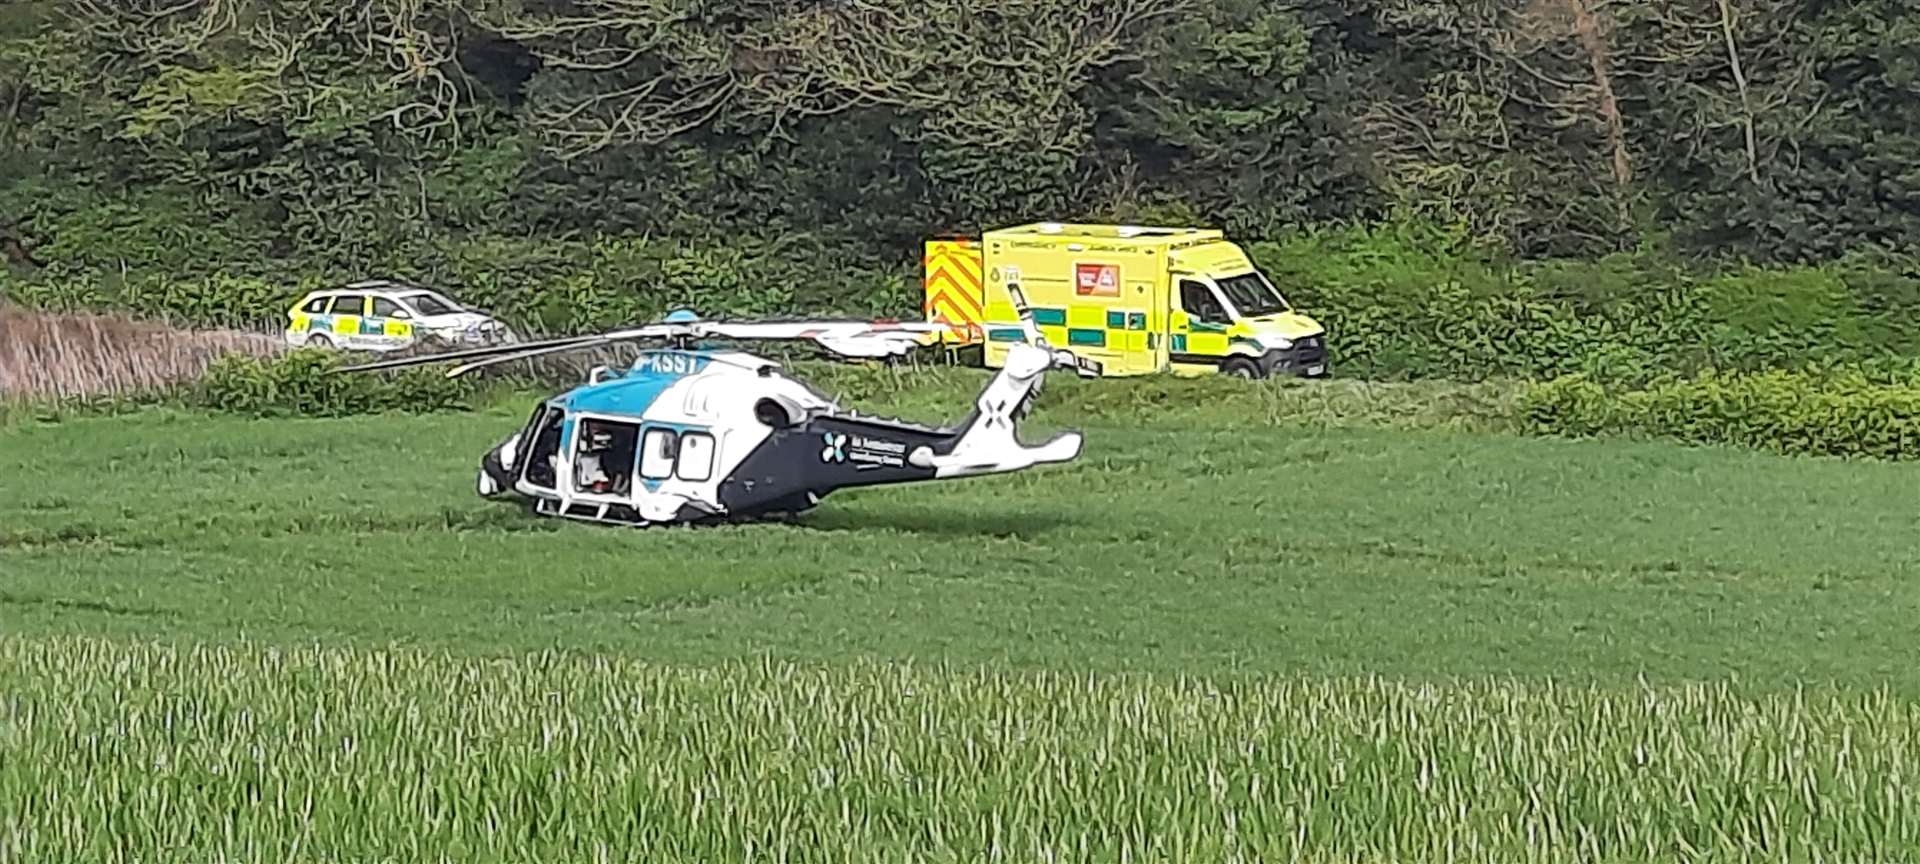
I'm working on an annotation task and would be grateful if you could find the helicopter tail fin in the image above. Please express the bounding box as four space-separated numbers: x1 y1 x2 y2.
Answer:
907 341 1091 478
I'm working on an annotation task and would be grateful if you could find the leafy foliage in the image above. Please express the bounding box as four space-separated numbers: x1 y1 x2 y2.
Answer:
194 348 479 417
3 0 1915 316
1522 366 1920 459
1254 224 1920 384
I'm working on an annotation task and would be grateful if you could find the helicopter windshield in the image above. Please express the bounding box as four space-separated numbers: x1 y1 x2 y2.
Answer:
521 407 565 490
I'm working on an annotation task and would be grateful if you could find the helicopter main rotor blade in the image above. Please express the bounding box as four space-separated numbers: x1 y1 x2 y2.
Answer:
444 337 629 378
328 334 607 375
328 325 692 375
327 317 945 376
694 320 944 359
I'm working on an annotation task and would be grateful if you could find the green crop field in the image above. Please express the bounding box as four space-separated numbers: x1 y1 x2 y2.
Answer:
5 636 1916 862
4 372 1917 686
4 371 1920 860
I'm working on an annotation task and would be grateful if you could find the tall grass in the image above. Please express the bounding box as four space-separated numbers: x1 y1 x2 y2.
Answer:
3 635 1914 862
0 302 281 402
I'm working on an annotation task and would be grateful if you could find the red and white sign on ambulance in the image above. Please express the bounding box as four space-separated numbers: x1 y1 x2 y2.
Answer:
1075 263 1121 297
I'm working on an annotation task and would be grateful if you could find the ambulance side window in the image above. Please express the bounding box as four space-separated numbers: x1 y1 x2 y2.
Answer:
329 294 366 316
302 297 331 314
1180 280 1228 324
370 297 406 318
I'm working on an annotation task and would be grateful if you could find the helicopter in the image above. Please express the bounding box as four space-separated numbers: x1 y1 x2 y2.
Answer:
333 289 1103 527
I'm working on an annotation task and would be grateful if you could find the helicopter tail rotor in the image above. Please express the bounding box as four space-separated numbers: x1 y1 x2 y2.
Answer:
1005 279 1103 378
902 279 1097 479
905 340 1084 478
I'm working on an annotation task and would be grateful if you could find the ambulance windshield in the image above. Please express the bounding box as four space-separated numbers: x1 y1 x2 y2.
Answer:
1215 272 1291 317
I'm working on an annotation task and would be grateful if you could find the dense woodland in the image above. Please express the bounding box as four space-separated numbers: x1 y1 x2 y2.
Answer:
1 0 1917 344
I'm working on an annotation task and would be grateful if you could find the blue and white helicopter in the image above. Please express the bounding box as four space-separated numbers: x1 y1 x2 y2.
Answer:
336 292 1101 527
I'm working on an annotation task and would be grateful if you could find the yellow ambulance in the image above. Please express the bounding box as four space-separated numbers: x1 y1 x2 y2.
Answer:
923 222 1329 379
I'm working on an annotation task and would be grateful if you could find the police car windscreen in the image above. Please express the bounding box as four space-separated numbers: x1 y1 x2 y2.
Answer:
404 292 462 315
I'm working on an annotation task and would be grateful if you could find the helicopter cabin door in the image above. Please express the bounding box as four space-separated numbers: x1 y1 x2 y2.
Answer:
569 416 641 499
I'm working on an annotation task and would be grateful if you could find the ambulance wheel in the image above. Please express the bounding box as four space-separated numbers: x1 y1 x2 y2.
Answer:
305 333 334 349
1222 358 1261 379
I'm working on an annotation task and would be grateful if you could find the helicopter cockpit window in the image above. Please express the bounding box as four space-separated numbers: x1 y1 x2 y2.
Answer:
677 433 715 482
640 429 677 480
636 428 716 483
522 407 565 490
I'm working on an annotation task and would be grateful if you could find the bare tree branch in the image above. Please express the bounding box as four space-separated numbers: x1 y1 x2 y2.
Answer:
1716 0 1762 184
490 0 1188 160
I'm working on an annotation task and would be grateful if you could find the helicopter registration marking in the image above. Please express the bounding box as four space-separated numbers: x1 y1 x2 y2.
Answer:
632 352 709 375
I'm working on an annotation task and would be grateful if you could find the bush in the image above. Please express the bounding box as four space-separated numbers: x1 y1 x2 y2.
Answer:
14 218 1920 393
4 270 314 330
193 349 481 417
4 231 921 338
1520 368 1920 460
1252 223 1920 385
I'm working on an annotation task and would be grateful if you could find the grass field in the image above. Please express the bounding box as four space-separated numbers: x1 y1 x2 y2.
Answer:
5 635 1916 862
4 370 1919 859
3 371 1917 688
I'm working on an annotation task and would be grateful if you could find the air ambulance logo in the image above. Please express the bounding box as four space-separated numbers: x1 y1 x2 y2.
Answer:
1075 263 1121 297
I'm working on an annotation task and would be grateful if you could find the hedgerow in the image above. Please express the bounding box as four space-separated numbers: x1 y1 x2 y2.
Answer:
13 221 1917 393
1520 366 1920 460
1251 224 1920 385
192 349 482 417
0 232 917 338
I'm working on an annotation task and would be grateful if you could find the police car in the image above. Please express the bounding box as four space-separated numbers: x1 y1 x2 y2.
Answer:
284 279 517 352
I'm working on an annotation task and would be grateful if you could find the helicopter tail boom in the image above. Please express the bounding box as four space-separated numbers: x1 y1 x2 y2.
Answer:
707 340 1090 517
